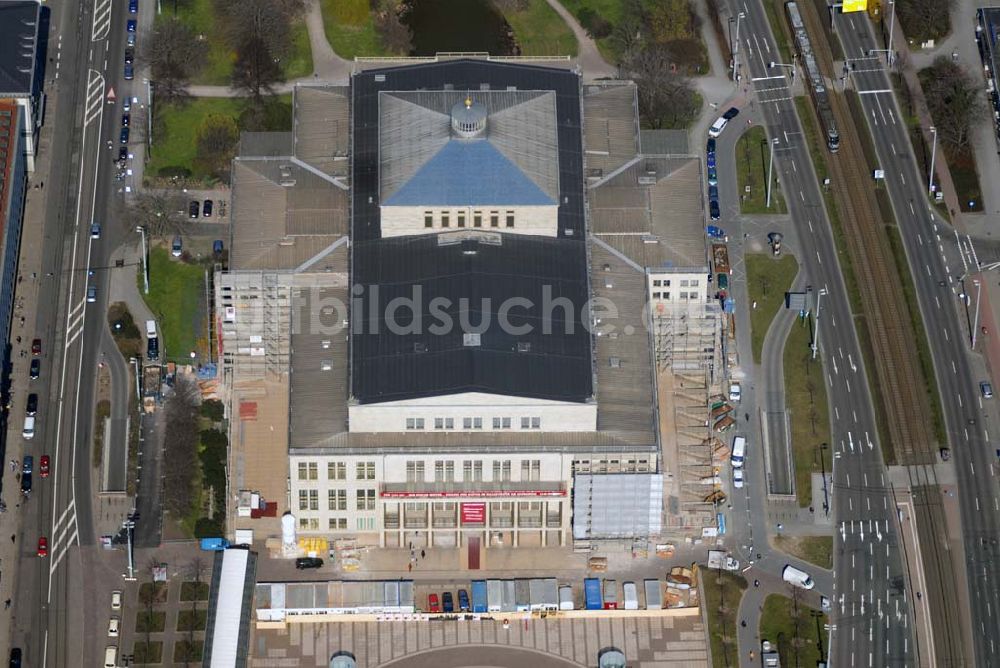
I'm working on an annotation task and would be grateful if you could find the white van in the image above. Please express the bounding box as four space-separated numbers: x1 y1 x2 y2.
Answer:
708 116 729 138
145 320 157 339
22 415 35 440
782 565 815 590
104 645 118 668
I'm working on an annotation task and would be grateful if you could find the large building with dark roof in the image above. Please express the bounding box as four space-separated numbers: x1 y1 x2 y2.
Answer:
0 0 44 171
221 59 675 550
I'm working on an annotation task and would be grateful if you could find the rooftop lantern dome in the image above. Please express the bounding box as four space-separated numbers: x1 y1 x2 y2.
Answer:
451 96 487 138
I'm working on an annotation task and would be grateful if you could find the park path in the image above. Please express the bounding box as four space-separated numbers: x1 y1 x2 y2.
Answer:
541 0 616 78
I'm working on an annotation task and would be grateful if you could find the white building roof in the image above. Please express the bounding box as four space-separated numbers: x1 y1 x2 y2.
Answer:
209 548 250 668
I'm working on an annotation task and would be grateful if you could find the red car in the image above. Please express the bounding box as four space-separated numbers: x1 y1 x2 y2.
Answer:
39 455 49 478
37 536 48 557
427 593 440 613
31 339 41 356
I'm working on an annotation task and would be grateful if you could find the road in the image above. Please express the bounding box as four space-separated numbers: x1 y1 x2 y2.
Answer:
836 10 1000 664
718 0 918 665
10 0 140 664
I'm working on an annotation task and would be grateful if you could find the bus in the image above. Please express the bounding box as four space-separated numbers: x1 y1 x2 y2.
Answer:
731 436 747 468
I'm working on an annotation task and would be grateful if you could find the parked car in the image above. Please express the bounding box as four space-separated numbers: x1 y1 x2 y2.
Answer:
442 591 454 613
128 0 137 12
147 336 159 361
707 153 716 169
122 97 131 112
294 557 323 569
124 47 134 64
121 113 130 127
722 106 740 120
111 590 122 610
126 33 135 47
26 393 37 416
212 239 224 255
188 200 199 218
87 285 97 303
119 127 129 144
733 467 744 489
37 537 47 557
172 235 183 256
427 594 440 613
708 116 729 138
203 199 213 217
981 381 993 398
124 62 134 80
108 617 120 637
9 648 21 668
706 138 716 154
707 168 718 186
710 200 721 221
39 455 50 478
91 223 102 239
708 185 719 201
29 358 40 379
31 338 41 355
126 19 136 32
458 589 470 612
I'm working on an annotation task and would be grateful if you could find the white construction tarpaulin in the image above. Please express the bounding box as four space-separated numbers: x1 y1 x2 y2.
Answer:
572 474 663 540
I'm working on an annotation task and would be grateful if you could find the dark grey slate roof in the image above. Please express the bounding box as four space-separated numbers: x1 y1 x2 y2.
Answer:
351 233 592 403
0 1 40 97
352 59 585 242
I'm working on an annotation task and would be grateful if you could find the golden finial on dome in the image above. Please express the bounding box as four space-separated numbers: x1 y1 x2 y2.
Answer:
465 96 472 108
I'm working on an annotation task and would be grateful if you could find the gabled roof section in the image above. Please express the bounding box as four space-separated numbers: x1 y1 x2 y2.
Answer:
383 140 555 206
0 1 40 97
352 59 585 242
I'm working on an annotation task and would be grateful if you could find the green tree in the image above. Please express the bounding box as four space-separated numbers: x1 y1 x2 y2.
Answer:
648 0 695 43
194 114 239 180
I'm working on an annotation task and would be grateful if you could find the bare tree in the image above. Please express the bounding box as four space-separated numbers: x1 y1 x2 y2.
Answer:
920 56 985 153
374 7 412 56
121 191 189 237
143 17 207 102
625 45 700 129
194 114 239 181
896 0 953 43
232 34 284 100
217 0 304 97
162 376 201 520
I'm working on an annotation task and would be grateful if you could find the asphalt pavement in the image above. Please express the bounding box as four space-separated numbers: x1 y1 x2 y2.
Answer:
836 9 1000 665
715 0 919 665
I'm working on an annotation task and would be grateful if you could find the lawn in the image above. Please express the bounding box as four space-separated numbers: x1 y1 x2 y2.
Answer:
745 254 798 364
133 640 163 664
784 312 831 507
141 248 207 363
135 610 166 633
181 580 210 601
735 126 787 214
320 0 392 58
177 608 208 632
759 594 829 668
173 640 205 662
774 535 833 569
701 569 747 668
499 0 578 56
166 0 312 85
147 95 292 181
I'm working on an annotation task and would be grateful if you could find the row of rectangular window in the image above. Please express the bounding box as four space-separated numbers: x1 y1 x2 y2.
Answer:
651 278 700 287
651 292 701 301
298 517 377 531
405 459 540 483
298 461 374 481
424 210 515 229
299 488 377 511
406 416 540 430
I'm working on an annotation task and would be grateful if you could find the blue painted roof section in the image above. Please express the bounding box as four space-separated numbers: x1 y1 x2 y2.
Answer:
384 140 555 207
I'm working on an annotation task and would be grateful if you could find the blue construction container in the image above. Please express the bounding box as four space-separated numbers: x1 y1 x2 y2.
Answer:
471 580 488 613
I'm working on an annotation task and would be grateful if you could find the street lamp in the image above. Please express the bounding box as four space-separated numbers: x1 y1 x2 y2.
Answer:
766 137 780 209
732 12 746 82
811 287 829 360
817 442 830 516
886 0 896 67
928 126 938 195
768 61 796 80
136 225 149 294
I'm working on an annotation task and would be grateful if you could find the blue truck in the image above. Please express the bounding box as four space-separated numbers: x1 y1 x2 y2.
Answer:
199 537 230 551
584 578 602 610
471 580 488 613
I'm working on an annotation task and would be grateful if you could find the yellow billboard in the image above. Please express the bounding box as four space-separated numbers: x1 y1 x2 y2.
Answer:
842 0 868 12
